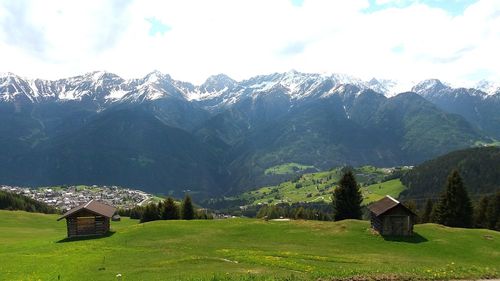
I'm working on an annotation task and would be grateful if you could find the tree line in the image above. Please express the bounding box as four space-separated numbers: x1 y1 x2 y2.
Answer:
0 190 58 214
119 194 213 223
256 203 333 221
409 170 500 230
401 146 500 199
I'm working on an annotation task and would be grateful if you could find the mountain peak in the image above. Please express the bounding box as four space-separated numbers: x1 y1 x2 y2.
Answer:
144 70 171 83
86 70 110 78
412 79 449 94
0 72 19 78
475 80 500 96
200 73 237 93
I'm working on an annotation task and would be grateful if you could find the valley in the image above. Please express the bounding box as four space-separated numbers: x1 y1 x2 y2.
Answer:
2 2 500 280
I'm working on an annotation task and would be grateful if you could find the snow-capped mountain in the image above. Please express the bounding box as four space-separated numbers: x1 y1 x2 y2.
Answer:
1 70 371 109
411 79 452 97
1 71 499 111
411 78 500 100
409 78 500 139
0 70 193 106
1 70 497 196
475 80 500 96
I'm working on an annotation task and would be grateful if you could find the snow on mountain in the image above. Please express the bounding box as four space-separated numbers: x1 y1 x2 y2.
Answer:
365 78 408 97
0 73 47 103
53 71 127 102
1 71 498 110
236 70 366 101
411 79 451 96
475 80 500 96
199 74 237 94
411 78 498 100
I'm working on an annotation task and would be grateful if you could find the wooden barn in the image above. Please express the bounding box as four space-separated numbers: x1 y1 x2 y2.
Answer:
57 199 116 238
368 195 416 236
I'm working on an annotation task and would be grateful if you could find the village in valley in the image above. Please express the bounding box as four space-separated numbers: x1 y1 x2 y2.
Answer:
0 184 156 211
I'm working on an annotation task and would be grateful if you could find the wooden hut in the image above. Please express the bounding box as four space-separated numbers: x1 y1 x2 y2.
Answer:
368 195 416 236
57 199 116 238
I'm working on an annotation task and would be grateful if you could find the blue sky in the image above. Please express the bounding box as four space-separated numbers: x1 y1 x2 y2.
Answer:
364 0 478 15
146 17 171 36
0 0 499 87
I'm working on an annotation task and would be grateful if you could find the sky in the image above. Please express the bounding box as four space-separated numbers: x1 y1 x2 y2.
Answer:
0 0 499 87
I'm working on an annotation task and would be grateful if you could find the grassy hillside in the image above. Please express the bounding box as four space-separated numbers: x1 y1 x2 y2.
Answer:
232 166 408 206
264 163 317 175
1 210 498 281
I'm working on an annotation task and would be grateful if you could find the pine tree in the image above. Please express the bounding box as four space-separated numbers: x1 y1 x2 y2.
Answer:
474 196 489 228
420 199 434 223
435 170 473 228
181 194 195 220
256 206 269 218
404 200 417 213
161 197 180 220
332 171 362 221
140 203 160 223
485 192 500 230
295 207 306 219
267 205 281 219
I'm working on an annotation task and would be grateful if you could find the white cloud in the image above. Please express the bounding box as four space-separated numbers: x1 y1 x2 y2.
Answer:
0 0 498 86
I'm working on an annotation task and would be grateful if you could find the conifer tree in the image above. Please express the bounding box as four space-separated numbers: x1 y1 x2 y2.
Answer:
295 207 306 219
404 200 417 213
474 196 489 228
332 171 362 221
140 203 160 223
161 197 180 220
267 205 281 219
435 170 473 228
420 199 434 223
485 192 500 230
181 194 195 220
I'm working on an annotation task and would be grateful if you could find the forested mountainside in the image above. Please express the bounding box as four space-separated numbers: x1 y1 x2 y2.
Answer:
400 146 500 200
0 71 496 197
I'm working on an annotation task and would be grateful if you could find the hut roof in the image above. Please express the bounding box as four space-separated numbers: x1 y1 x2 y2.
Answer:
57 199 116 221
368 195 416 216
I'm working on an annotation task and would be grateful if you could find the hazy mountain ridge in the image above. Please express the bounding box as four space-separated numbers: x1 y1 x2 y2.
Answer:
411 78 500 138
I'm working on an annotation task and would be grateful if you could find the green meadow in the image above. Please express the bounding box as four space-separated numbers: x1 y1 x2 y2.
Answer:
0 210 498 281
264 163 317 175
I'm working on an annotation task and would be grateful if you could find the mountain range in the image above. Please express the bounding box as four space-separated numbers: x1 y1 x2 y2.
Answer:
0 70 498 198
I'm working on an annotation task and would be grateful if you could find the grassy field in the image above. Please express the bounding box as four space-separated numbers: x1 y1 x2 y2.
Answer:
474 139 500 147
361 179 407 204
1 211 499 281
264 163 317 175
235 166 407 206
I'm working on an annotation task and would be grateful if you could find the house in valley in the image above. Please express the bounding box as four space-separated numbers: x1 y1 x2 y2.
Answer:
57 199 116 238
368 195 416 236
